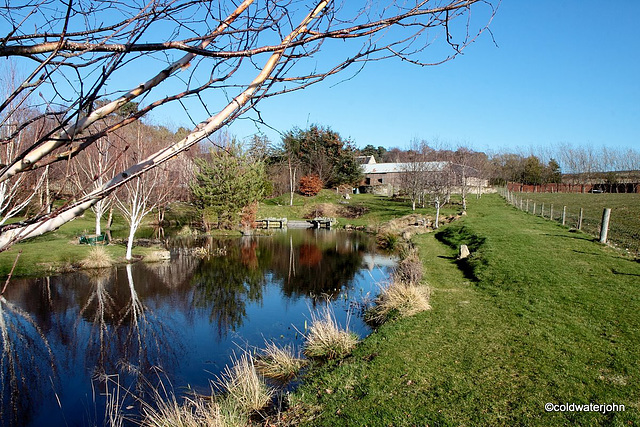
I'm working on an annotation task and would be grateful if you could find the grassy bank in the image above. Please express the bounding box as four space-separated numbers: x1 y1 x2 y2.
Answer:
0 210 166 277
258 190 461 228
289 194 640 425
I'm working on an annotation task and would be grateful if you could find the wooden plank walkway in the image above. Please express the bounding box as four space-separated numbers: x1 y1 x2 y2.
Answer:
254 217 336 229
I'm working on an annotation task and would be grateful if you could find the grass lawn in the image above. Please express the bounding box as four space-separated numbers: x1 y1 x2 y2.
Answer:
259 190 461 228
290 193 640 426
508 191 640 254
0 210 165 278
1 193 451 278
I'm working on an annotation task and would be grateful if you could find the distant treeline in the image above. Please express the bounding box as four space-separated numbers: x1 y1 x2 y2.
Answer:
357 142 640 187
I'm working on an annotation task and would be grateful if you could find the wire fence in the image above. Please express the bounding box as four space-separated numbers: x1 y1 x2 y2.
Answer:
499 188 640 256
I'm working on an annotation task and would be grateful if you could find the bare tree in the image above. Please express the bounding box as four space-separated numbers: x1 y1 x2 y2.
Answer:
418 158 454 229
0 0 497 251
71 133 119 236
452 146 473 211
115 125 169 260
399 140 433 210
0 63 49 225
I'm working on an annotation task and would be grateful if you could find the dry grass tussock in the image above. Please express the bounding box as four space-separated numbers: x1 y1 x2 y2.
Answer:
304 203 338 219
217 351 274 414
393 248 424 285
304 305 359 360
255 342 307 381
367 281 431 325
80 246 114 269
110 353 270 427
141 393 234 427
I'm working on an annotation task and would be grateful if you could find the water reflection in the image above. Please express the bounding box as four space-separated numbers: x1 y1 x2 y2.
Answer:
77 269 118 375
0 229 392 426
0 294 56 426
191 238 268 336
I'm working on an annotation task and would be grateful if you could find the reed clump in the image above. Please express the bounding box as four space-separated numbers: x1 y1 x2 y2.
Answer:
255 342 307 381
80 246 114 269
217 351 274 414
393 248 424 285
141 393 230 427
366 280 431 325
135 351 270 427
304 305 359 360
366 245 431 324
376 232 398 250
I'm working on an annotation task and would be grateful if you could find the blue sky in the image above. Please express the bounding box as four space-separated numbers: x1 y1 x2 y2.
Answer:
206 1 639 153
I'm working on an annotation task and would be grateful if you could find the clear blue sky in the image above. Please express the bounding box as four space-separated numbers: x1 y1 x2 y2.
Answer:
202 1 639 153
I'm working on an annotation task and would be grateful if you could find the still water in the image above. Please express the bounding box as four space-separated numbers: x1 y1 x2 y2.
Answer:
0 229 394 426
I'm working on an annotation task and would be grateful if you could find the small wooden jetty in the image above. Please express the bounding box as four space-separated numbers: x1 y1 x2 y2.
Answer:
254 217 336 229
307 217 336 229
254 218 288 229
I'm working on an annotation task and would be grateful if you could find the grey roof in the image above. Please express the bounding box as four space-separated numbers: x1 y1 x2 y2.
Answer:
362 161 449 174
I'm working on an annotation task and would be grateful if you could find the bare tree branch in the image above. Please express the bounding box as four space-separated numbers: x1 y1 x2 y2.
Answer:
0 0 497 251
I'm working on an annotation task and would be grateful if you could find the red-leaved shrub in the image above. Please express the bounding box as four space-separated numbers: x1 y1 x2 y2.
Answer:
298 175 323 196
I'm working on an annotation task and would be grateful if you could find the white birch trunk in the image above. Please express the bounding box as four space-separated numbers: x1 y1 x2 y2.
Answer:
125 224 137 261
0 0 256 185
0 1 329 252
289 161 296 206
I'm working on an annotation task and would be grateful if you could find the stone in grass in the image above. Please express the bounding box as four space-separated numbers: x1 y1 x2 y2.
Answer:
458 244 470 260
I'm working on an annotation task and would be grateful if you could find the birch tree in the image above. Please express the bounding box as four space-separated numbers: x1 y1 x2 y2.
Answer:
115 125 168 261
426 163 453 229
0 64 48 225
0 0 497 251
71 134 118 236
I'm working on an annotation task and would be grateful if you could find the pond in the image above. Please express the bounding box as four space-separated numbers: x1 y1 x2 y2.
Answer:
0 229 395 426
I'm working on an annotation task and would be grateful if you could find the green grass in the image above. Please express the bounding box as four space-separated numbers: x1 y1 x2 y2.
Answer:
290 194 640 426
509 192 640 254
0 210 165 277
259 190 461 227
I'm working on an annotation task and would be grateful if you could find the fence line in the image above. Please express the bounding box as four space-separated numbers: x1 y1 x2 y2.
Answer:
499 188 639 256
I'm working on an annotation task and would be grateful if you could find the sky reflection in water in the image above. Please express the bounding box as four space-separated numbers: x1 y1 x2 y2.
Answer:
0 229 394 426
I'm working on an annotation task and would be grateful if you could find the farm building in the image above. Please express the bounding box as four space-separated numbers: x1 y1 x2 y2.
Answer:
359 160 487 196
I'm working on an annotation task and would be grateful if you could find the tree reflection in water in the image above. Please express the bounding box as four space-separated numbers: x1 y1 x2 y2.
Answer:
192 237 268 337
116 263 178 392
0 294 55 426
191 230 373 334
0 229 389 426
78 269 119 375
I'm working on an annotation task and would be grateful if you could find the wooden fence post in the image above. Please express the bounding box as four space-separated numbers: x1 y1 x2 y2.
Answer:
550 204 554 221
562 206 566 226
526 199 529 212
578 208 583 230
599 208 611 244
533 202 536 216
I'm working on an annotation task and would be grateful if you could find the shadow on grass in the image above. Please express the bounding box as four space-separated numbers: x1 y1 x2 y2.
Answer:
434 225 487 283
543 233 594 242
611 268 640 277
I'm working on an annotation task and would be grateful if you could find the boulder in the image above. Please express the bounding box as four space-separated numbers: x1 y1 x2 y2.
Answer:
458 244 470 260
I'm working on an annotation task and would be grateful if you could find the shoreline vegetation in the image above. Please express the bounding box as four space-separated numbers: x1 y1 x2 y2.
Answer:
0 191 459 278
283 194 640 426
2 191 640 425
